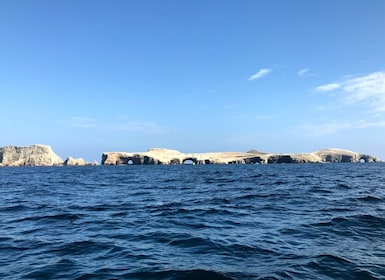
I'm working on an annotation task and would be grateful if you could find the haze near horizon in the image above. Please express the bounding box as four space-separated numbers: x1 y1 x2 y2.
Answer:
1 0 385 162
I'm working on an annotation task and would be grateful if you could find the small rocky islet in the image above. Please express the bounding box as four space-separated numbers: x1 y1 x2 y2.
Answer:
0 144 380 167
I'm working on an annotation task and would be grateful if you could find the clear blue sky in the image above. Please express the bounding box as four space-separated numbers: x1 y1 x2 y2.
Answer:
1 0 385 162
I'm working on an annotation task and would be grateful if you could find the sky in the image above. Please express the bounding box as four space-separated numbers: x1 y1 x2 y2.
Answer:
1 0 385 162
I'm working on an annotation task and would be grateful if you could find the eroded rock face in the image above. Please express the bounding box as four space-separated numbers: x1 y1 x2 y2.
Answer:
102 148 381 165
315 149 379 163
2 145 377 167
0 145 63 166
64 156 96 166
101 149 256 165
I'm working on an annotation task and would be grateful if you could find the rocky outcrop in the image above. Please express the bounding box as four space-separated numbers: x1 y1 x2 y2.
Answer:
0 145 379 167
244 149 379 164
102 148 259 165
64 156 97 166
102 148 380 165
266 153 322 164
0 145 63 166
314 148 379 163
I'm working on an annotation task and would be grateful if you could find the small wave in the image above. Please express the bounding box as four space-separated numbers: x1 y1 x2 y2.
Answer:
75 268 236 280
234 193 270 200
162 178 179 183
140 230 278 259
309 214 385 239
271 180 288 186
110 211 127 217
312 214 385 228
171 220 212 230
308 254 380 279
313 253 353 265
119 269 235 280
205 178 237 185
50 240 111 256
208 197 232 204
310 216 349 227
142 232 216 250
310 186 333 194
150 206 237 218
45 213 83 221
22 258 78 279
167 235 219 254
9 213 83 223
0 236 12 243
223 242 280 258
336 182 351 189
87 203 133 211
356 196 383 202
0 204 30 212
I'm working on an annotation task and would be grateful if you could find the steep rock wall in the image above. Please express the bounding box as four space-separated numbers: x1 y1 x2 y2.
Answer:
102 148 380 165
0 145 63 166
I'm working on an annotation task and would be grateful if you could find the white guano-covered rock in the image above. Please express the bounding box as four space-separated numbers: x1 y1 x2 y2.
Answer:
0 144 63 166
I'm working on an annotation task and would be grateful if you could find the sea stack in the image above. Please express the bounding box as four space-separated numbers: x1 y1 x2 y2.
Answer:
63 156 98 166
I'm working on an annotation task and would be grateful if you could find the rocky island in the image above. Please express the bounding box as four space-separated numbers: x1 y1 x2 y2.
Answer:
0 145 63 166
0 144 380 167
102 147 380 165
0 145 95 167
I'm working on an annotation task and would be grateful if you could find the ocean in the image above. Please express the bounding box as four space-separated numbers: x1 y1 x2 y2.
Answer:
1 164 385 279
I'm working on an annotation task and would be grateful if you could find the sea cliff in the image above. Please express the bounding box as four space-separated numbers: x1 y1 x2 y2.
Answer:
0 145 63 166
102 148 380 165
0 145 95 167
0 145 380 166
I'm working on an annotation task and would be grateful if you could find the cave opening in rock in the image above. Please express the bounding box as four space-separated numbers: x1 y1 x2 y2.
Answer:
183 159 195 165
127 159 134 165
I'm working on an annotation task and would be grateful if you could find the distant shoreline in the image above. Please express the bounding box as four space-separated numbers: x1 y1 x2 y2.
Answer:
0 145 381 167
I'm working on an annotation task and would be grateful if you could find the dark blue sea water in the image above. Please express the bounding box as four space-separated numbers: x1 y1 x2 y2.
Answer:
1 164 385 280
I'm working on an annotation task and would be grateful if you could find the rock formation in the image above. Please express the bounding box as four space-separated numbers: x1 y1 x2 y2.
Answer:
64 156 97 166
0 144 380 167
102 148 260 165
101 148 380 165
315 148 378 163
0 145 63 166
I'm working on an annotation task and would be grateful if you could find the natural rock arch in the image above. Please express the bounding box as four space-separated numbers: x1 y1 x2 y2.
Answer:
118 156 141 165
183 158 197 165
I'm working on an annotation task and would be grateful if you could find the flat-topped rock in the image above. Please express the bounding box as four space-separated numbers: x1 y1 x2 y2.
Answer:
315 148 378 163
102 148 380 165
0 144 63 166
102 148 261 165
